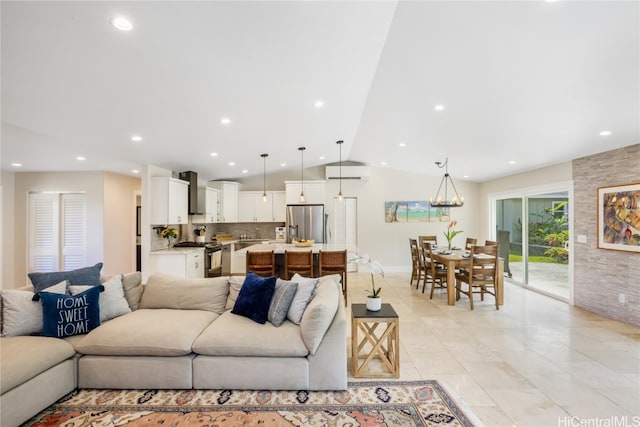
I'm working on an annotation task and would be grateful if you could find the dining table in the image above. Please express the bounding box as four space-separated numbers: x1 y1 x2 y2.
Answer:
429 249 504 306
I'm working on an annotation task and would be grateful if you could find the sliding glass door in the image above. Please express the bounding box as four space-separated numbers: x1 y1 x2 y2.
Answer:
494 187 571 301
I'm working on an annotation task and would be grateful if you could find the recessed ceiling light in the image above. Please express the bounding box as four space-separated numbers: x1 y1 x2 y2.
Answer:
280 163 286 167
242 169 248 174
463 175 469 179
131 169 139 174
210 152 219 157
111 16 133 31
76 156 86 161
381 161 388 166
131 135 142 142
319 156 325 160
228 162 235 166
508 160 516 165
434 105 445 111
11 162 22 167
314 100 324 108
599 130 612 136
399 143 406 148
221 117 231 125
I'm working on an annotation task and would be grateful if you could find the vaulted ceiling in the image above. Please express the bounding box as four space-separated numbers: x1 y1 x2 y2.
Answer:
2 1 638 182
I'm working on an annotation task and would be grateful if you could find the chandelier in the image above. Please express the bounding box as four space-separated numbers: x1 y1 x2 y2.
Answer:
430 158 464 207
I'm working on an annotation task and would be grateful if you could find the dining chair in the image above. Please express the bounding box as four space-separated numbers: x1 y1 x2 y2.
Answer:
418 235 438 247
246 251 275 277
485 240 498 246
409 238 424 289
464 238 478 250
284 250 313 279
319 249 348 306
455 244 499 310
422 242 448 297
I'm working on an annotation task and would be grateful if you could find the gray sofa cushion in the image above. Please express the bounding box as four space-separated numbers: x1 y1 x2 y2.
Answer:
0 336 75 393
300 278 340 354
140 274 229 313
193 311 308 357
75 309 217 356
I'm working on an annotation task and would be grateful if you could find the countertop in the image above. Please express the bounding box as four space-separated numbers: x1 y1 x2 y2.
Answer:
150 247 205 255
233 242 355 255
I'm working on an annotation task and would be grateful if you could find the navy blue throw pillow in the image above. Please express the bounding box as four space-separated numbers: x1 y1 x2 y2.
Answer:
28 263 103 293
40 285 102 338
232 272 276 324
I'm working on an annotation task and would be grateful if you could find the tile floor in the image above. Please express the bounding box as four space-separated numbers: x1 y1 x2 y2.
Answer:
345 272 640 427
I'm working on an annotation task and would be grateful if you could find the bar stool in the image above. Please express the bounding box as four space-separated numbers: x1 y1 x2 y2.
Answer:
284 250 313 279
319 249 348 306
246 251 275 277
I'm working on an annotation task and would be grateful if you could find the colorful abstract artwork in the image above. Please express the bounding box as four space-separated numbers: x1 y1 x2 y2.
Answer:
598 183 640 253
384 201 450 223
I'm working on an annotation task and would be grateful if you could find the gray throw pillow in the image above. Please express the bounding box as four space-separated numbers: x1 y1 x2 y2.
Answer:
28 262 103 293
287 274 319 325
1 280 68 336
70 275 131 322
268 279 298 327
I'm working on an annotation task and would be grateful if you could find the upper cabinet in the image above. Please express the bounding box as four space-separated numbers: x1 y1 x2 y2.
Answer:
192 186 220 223
238 191 284 222
208 181 239 223
150 177 189 225
272 191 286 222
285 181 326 205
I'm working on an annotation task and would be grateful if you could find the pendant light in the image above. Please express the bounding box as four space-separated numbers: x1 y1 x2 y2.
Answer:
261 153 268 202
336 140 344 201
298 146 306 203
430 157 464 207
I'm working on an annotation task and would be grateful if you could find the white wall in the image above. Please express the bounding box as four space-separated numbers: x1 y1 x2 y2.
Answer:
1 172 16 289
103 172 142 276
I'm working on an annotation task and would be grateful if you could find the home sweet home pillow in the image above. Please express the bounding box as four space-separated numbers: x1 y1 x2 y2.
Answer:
39 285 102 338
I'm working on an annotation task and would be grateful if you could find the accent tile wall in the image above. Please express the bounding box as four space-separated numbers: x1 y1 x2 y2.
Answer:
573 144 640 326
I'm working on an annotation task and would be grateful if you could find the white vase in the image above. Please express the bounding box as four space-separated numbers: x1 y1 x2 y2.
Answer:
366 297 382 311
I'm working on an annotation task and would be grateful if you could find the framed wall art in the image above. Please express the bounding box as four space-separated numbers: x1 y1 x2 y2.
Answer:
597 182 640 253
384 201 450 223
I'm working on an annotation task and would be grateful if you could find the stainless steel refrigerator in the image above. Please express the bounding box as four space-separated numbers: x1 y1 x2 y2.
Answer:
286 204 325 243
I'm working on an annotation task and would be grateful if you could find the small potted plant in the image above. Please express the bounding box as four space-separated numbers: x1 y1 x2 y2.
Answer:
365 258 384 311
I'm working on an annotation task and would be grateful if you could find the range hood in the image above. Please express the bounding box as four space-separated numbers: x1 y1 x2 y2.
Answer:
178 171 202 215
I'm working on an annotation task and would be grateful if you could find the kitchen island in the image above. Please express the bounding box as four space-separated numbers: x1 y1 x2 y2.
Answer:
233 242 356 277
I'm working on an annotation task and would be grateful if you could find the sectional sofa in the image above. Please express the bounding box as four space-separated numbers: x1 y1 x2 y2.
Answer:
0 271 347 427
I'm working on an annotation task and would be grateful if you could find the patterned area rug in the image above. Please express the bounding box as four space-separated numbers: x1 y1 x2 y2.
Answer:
24 380 481 427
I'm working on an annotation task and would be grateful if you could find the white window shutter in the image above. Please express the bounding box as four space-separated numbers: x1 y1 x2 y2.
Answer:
28 193 60 273
61 193 86 271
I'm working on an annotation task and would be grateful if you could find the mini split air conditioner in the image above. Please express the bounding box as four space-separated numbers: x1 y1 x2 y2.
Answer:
325 166 370 181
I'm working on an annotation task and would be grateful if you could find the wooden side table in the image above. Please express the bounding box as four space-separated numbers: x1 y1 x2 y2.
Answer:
351 303 399 378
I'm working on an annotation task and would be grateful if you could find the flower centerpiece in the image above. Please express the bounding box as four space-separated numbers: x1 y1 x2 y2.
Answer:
444 220 463 250
160 227 178 248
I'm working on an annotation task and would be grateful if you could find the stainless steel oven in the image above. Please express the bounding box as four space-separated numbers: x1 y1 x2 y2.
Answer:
173 241 222 277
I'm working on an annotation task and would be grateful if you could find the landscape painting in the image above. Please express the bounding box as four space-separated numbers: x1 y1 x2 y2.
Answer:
597 183 640 253
385 201 450 223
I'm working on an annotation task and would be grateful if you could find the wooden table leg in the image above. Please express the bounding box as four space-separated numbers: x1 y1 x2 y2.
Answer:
446 260 456 305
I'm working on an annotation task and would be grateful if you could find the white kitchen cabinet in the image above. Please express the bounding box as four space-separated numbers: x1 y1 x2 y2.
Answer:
208 181 238 223
148 249 204 278
238 191 286 222
238 191 275 222
150 177 189 225
285 181 325 205
193 187 220 223
272 191 286 222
